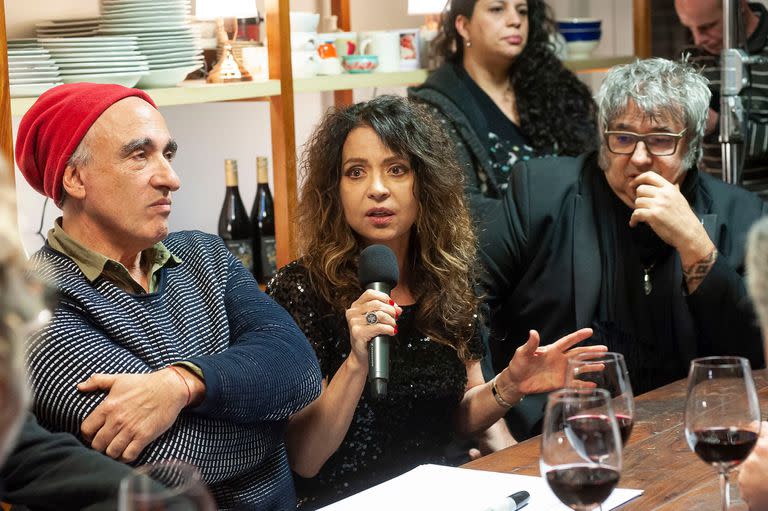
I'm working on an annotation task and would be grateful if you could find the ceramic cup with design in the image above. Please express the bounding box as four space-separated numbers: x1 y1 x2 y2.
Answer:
359 30 399 72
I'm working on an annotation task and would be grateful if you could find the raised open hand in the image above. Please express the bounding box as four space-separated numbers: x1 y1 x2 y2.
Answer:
503 328 606 396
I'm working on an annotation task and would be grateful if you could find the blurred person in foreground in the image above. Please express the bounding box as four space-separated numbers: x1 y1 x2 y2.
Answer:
480 58 767 439
408 0 597 223
674 0 768 198
266 95 605 508
739 217 768 511
0 166 140 510
14 83 322 510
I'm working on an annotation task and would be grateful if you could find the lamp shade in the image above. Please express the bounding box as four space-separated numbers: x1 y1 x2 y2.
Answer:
196 0 258 20
407 0 446 15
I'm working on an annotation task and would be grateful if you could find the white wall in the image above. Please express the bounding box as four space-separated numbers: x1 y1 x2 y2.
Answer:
7 0 632 254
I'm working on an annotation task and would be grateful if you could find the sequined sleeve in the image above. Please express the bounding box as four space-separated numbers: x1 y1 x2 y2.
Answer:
267 261 348 378
467 315 486 361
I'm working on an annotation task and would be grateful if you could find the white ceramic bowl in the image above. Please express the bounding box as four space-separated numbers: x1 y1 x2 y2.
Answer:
290 12 320 33
136 64 200 88
566 40 600 59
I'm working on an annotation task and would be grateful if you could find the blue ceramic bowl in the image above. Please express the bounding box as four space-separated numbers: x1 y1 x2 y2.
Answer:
556 18 601 31
560 29 601 42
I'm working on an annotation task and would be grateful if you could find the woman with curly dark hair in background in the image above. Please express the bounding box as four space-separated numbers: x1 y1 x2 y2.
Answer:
409 0 597 222
266 95 602 508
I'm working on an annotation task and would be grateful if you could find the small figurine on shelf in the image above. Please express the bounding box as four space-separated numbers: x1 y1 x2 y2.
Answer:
208 17 253 83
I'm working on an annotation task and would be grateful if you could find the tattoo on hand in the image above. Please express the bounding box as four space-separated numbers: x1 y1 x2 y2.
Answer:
683 249 718 289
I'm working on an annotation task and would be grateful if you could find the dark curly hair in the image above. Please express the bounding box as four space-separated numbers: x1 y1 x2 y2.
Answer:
296 96 479 361
433 0 597 155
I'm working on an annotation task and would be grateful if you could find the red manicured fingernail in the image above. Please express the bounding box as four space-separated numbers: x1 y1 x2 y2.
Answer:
394 327 399 334
389 299 394 306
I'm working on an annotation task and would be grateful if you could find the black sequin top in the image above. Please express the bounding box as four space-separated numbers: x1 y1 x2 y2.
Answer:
266 261 484 509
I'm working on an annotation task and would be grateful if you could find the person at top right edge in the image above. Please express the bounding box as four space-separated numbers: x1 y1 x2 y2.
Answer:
675 0 768 199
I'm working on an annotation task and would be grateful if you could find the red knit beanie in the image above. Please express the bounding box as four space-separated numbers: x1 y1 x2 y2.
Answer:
15 83 157 206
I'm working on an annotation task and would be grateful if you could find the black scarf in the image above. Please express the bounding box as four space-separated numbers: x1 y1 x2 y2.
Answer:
589 164 699 394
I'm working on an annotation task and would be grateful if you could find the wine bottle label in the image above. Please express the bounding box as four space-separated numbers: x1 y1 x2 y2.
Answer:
225 239 253 272
259 235 277 278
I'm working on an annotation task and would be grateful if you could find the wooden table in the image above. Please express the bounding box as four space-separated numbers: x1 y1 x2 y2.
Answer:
464 369 768 510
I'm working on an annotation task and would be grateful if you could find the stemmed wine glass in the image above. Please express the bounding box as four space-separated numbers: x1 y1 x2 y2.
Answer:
119 461 217 511
566 352 635 446
541 388 623 511
684 356 761 511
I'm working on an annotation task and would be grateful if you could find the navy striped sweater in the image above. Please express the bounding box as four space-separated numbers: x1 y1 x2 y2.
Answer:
26 231 322 510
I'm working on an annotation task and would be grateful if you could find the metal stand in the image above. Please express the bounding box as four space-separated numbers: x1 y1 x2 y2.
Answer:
719 0 768 184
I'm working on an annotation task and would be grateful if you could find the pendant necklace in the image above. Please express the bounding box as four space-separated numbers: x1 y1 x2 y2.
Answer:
642 261 656 295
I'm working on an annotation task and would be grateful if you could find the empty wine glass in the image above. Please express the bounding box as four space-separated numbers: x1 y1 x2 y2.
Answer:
119 461 216 511
566 352 635 446
541 388 623 511
684 356 761 511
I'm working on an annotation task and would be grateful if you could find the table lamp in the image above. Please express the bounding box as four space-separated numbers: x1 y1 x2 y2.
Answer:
196 0 257 83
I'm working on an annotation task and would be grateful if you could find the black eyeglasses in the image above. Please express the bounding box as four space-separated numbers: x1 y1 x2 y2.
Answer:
603 128 687 156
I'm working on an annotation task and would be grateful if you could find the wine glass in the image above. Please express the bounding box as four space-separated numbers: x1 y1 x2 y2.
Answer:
566 352 635 446
684 356 761 511
541 388 623 511
119 461 217 511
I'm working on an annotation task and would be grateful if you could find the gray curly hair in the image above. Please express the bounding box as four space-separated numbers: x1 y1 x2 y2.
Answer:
595 57 711 169
747 218 768 361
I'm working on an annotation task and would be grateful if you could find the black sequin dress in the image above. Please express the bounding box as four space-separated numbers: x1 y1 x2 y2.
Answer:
266 261 484 509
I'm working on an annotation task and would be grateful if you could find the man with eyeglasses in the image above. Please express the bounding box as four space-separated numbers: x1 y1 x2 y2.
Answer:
479 58 767 440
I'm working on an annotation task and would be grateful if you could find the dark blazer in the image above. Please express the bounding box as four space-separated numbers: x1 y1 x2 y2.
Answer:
480 153 768 437
1 413 134 511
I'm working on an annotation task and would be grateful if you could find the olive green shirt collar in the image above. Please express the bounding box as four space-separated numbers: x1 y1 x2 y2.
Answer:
47 218 181 294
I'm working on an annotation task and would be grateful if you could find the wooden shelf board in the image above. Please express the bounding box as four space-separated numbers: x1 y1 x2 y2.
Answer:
564 55 635 73
10 78 281 117
294 69 429 93
8 57 634 117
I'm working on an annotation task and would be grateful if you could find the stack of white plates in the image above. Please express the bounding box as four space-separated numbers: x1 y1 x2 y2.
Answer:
7 41 63 97
36 18 100 38
39 36 149 87
99 0 203 88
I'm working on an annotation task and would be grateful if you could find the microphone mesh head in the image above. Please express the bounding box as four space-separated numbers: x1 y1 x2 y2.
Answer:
357 244 399 287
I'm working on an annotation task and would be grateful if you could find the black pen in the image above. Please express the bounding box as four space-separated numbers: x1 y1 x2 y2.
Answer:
481 490 530 511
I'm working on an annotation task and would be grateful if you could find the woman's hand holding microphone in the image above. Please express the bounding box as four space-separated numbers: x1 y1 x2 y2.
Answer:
345 289 402 370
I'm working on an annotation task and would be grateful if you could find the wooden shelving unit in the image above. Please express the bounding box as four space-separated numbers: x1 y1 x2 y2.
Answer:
6 54 638 118
295 69 428 93
9 80 283 117
0 0 648 265
563 55 636 73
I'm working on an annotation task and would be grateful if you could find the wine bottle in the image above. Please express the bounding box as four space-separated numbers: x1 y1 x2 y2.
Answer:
250 156 277 283
218 159 253 272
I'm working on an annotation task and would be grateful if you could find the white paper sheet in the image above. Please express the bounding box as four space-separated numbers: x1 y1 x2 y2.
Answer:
318 464 643 511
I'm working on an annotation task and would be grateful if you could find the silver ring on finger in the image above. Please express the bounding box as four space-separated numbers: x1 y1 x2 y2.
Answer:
365 311 379 325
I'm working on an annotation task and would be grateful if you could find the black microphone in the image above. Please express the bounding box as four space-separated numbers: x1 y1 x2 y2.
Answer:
357 244 399 399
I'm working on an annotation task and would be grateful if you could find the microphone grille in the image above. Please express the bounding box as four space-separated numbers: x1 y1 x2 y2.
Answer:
358 244 399 287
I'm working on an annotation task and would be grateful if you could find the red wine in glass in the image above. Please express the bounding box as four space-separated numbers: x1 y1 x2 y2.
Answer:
684 356 762 511
615 414 633 445
565 415 615 462
689 427 758 468
546 464 620 509
566 352 635 447
541 389 622 511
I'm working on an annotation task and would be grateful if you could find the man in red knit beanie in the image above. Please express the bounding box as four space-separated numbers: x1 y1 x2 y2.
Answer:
14 83 321 510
